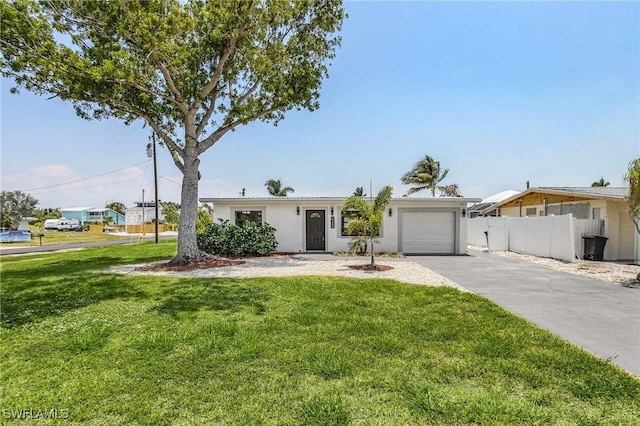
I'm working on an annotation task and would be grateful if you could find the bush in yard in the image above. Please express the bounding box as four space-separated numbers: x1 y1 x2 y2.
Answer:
197 220 278 257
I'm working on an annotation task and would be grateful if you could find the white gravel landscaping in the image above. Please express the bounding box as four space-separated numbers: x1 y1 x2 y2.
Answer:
106 255 466 291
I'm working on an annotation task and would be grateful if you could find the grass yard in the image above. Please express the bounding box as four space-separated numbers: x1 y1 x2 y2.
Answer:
1 242 639 425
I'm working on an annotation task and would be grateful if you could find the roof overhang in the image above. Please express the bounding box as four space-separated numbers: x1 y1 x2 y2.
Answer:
200 196 481 204
498 187 628 208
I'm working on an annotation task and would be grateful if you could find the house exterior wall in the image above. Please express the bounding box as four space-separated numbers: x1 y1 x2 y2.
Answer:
105 210 126 225
209 198 472 254
498 198 633 261
61 208 124 225
125 207 164 225
61 210 88 224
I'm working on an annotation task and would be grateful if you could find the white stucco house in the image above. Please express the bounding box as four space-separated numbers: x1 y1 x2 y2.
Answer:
200 196 480 254
125 201 164 226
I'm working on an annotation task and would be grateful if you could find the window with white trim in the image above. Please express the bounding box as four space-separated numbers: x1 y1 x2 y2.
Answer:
235 210 262 226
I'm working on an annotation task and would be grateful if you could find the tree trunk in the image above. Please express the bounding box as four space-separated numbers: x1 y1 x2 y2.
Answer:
370 236 375 267
169 151 208 264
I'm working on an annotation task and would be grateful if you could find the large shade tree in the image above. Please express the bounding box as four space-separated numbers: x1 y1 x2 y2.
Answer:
401 155 449 196
1 0 344 263
264 179 294 197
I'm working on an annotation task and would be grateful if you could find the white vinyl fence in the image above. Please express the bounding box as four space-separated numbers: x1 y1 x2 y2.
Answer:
468 215 604 262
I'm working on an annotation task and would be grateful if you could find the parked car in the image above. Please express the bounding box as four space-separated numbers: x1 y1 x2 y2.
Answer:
43 218 81 231
43 219 60 230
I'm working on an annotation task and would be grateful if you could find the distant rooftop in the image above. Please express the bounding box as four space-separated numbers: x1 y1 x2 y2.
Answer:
535 187 628 199
481 190 520 204
497 186 629 208
61 206 93 212
201 196 481 202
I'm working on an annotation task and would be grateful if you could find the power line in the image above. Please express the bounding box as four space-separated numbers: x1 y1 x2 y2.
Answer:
22 160 151 192
29 178 141 195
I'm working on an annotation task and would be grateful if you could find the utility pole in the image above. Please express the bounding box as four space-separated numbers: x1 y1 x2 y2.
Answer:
152 133 159 243
141 188 145 235
147 134 160 243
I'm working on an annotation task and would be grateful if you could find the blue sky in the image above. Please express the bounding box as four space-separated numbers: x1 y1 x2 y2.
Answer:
1 1 639 208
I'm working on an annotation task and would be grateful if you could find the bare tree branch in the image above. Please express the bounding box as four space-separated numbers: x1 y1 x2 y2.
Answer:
195 98 217 139
149 50 189 116
194 34 239 110
108 78 179 106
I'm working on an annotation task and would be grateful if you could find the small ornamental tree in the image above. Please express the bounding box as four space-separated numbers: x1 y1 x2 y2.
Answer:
341 185 393 267
625 157 640 234
161 201 181 225
1 0 345 264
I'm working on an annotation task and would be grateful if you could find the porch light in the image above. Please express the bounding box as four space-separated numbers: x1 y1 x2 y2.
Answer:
462 209 466 217
330 207 334 216
296 206 300 215
388 208 392 217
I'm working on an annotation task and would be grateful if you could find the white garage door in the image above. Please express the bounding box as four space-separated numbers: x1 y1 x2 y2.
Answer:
401 211 456 254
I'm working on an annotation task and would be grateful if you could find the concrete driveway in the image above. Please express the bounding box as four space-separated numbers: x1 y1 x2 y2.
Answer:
411 250 640 377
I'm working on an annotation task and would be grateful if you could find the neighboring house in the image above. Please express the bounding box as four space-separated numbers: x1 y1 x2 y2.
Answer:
496 187 635 261
125 201 164 226
467 190 520 218
61 207 126 225
200 196 480 254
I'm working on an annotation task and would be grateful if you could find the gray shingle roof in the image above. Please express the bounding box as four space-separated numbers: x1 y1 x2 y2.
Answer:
536 187 628 199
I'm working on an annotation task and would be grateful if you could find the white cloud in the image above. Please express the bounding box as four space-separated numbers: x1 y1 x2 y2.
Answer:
1 163 156 209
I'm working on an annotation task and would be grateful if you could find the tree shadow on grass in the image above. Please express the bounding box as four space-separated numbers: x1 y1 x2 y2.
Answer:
1 274 148 328
151 278 267 317
2 256 169 294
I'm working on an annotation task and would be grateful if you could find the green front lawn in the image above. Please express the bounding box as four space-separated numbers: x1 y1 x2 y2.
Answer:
1 242 639 424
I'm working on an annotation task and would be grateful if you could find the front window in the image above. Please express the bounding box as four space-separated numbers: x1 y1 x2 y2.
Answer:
235 210 262 226
88 212 104 222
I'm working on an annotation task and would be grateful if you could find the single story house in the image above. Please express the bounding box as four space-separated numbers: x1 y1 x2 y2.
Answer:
496 187 636 261
199 196 480 254
125 201 164 225
61 207 125 225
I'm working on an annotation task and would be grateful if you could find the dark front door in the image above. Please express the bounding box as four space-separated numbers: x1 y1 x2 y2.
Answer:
306 210 326 251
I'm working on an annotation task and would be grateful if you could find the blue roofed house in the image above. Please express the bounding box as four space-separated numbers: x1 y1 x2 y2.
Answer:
61 207 126 225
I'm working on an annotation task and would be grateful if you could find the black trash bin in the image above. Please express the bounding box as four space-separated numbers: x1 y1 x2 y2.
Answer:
582 235 608 261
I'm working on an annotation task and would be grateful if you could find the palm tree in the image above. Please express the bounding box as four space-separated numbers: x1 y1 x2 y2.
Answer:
342 185 393 267
401 155 449 196
264 179 295 197
591 177 610 187
352 187 366 197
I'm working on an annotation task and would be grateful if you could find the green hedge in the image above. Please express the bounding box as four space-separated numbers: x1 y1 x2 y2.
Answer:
196 220 278 257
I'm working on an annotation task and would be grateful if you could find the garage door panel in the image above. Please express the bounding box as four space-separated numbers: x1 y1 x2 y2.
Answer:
402 211 455 254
